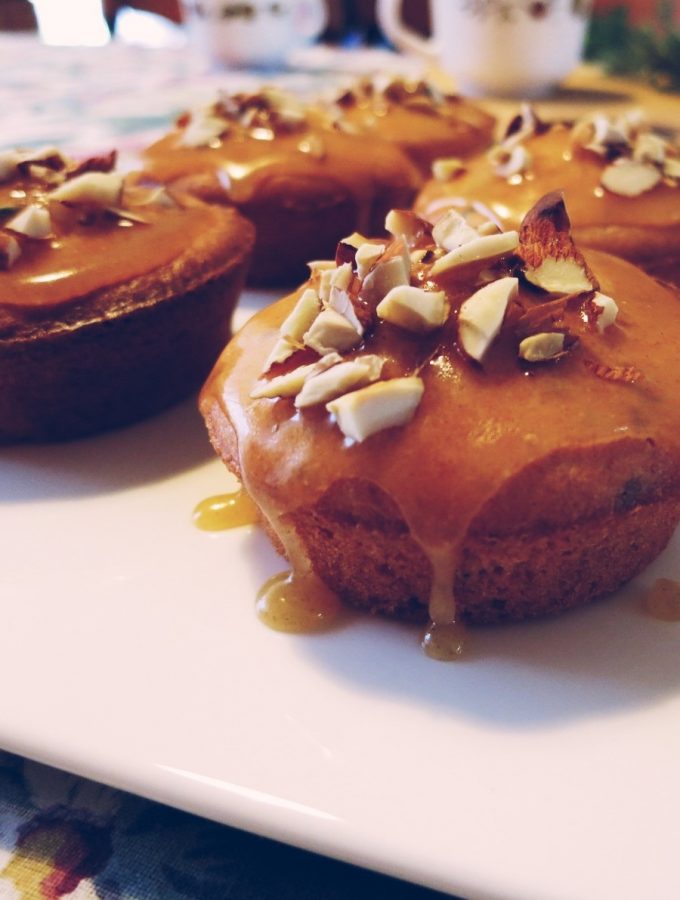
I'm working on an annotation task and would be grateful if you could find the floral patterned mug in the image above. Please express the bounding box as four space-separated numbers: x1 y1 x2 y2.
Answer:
183 0 328 68
377 0 592 98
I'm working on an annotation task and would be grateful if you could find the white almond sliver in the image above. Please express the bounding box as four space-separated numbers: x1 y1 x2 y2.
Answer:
519 332 565 362
431 231 519 276
261 337 298 373
633 132 666 166
490 144 532 179
50 171 124 208
328 287 364 335
5 204 52 239
0 233 21 269
327 376 424 443
279 288 321 345
339 231 368 249
330 262 353 293
318 262 352 306
592 291 619 333
432 209 478 252
600 158 661 197
355 242 385 280
663 157 680 180
295 355 383 408
307 259 336 274
384 209 426 243
251 353 342 399
431 156 465 182
360 255 410 304
458 276 518 362
303 308 362 355
377 285 448 333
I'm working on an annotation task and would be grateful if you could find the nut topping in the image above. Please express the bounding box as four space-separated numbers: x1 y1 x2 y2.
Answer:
50 171 124 208
431 231 519 277
279 287 321 347
488 143 532 179
355 242 385 280
519 191 597 295
600 158 662 197
0 232 21 269
326 376 424 443
5 203 52 239
518 332 567 362
458 277 518 362
253 196 633 444
303 308 363 355
432 209 479 252
385 209 431 247
431 157 465 182
590 292 619 333
251 353 343 399
295 355 383 408
377 285 449 333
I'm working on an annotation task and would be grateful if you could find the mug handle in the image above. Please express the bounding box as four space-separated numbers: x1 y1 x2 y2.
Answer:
375 0 439 59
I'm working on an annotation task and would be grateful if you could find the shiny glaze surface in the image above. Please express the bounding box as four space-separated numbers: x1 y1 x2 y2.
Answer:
203 249 680 624
417 124 680 230
0 178 215 310
143 122 420 210
333 95 493 169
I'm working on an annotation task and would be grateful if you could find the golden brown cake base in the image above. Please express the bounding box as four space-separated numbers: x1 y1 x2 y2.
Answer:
0 206 254 443
200 238 680 628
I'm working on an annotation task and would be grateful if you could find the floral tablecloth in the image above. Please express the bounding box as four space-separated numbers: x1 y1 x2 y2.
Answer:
0 31 453 900
0 750 451 899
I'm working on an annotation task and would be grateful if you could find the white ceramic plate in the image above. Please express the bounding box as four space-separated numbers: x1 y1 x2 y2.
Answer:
1 291 679 900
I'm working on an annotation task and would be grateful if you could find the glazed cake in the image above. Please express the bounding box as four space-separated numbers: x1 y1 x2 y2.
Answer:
141 87 423 285
199 192 680 653
325 75 495 176
0 146 254 442
416 107 680 286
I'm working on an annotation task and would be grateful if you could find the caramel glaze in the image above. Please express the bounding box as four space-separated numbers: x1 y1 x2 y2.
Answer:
143 124 421 234
192 488 258 531
0 177 245 336
643 578 680 621
333 99 495 176
416 125 680 263
201 249 680 628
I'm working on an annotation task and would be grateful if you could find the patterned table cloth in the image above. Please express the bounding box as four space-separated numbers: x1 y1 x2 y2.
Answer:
0 31 449 900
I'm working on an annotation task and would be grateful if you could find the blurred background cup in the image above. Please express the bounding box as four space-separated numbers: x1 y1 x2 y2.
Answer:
182 0 328 68
376 0 592 98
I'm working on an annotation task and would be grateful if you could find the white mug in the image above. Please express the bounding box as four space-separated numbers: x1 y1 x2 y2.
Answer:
376 0 591 98
183 0 328 69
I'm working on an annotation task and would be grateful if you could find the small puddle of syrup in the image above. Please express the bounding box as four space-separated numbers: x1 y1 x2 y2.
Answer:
421 621 466 661
256 570 343 633
192 488 258 531
642 578 680 621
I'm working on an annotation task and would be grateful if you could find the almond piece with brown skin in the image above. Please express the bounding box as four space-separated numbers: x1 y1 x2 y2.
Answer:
518 191 598 295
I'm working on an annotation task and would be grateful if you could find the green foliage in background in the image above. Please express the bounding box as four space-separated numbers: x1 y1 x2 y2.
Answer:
585 2 680 91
